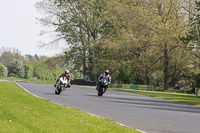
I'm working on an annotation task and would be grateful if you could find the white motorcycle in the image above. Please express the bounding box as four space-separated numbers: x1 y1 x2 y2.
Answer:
55 76 69 95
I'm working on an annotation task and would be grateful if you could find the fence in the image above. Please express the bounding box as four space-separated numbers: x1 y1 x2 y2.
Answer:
71 79 153 91
71 79 96 86
110 83 153 91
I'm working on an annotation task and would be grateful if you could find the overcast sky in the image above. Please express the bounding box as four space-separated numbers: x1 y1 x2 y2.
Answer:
0 0 63 57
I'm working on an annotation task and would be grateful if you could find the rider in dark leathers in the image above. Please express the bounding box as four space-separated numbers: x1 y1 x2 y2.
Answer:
96 70 111 90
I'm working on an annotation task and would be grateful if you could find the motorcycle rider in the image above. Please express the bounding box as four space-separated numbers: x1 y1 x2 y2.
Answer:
96 70 111 90
54 69 71 88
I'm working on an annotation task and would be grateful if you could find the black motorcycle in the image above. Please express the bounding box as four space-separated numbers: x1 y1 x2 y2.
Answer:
55 76 68 95
97 76 109 96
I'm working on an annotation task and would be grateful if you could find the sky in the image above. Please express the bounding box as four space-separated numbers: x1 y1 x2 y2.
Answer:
0 0 63 57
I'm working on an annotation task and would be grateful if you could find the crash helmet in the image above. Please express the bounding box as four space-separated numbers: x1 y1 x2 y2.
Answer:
105 70 110 75
64 69 70 74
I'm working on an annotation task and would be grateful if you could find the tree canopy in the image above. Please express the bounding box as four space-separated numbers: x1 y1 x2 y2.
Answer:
0 0 192 90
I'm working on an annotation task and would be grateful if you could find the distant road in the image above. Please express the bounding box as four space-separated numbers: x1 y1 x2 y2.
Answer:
17 82 200 133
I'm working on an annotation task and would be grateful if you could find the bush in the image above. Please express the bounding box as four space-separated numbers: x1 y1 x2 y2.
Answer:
7 61 25 78
0 63 8 79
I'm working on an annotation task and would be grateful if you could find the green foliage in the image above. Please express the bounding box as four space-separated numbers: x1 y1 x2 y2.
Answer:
32 62 53 80
114 63 131 84
194 73 200 88
23 62 34 79
35 0 199 90
0 51 13 66
29 57 67 81
7 61 25 78
36 0 113 80
0 63 8 79
92 0 190 88
0 48 24 66
24 54 48 62
184 1 200 44
0 48 79 81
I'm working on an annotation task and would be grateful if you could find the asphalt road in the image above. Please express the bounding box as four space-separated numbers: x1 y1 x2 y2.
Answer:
16 82 200 133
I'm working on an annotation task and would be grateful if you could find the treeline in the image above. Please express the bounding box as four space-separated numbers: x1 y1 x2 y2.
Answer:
0 47 79 80
36 0 200 90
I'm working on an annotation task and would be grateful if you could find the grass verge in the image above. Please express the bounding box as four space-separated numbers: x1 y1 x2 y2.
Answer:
111 88 200 106
0 81 139 133
6 77 55 84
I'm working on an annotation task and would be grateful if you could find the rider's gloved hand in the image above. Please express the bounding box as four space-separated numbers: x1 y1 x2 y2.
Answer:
64 84 67 88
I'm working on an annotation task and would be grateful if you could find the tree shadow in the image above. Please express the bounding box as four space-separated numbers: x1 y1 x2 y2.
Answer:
43 92 56 95
105 96 200 114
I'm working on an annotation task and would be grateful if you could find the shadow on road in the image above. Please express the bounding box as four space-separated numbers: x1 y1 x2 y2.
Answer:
43 92 56 95
105 96 200 114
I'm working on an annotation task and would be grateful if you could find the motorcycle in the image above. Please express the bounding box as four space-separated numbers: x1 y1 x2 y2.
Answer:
55 76 69 95
97 76 109 96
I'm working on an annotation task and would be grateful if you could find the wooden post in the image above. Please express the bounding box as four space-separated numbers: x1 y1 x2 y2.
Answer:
195 88 199 96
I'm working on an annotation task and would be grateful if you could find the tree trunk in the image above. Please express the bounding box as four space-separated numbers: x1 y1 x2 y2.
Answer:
164 42 169 90
82 43 87 77
145 69 150 85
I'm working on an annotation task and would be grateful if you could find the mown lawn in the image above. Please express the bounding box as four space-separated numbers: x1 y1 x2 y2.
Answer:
6 77 55 84
112 88 200 106
0 81 139 133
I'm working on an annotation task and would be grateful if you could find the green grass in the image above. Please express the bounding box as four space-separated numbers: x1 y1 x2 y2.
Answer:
6 77 55 84
0 81 139 133
112 88 200 106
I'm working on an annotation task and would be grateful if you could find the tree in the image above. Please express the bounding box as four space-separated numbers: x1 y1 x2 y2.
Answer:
7 61 25 78
0 48 24 66
97 0 191 88
0 51 13 66
0 63 8 79
34 54 40 61
36 0 112 80
25 54 36 61
185 1 200 44
36 0 193 89
23 62 34 79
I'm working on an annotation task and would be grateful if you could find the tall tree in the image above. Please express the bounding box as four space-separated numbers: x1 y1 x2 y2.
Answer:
0 48 24 66
36 0 192 88
99 0 190 88
36 0 111 80
186 1 200 44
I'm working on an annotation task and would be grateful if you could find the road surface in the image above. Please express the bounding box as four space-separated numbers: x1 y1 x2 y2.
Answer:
16 82 200 133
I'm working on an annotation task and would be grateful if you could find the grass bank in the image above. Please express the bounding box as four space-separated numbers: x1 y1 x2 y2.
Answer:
6 77 55 84
0 81 139 133
112 88 200 106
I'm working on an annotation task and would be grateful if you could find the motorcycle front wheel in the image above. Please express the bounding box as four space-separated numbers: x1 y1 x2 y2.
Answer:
55 86 62 95
98 86 103 96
